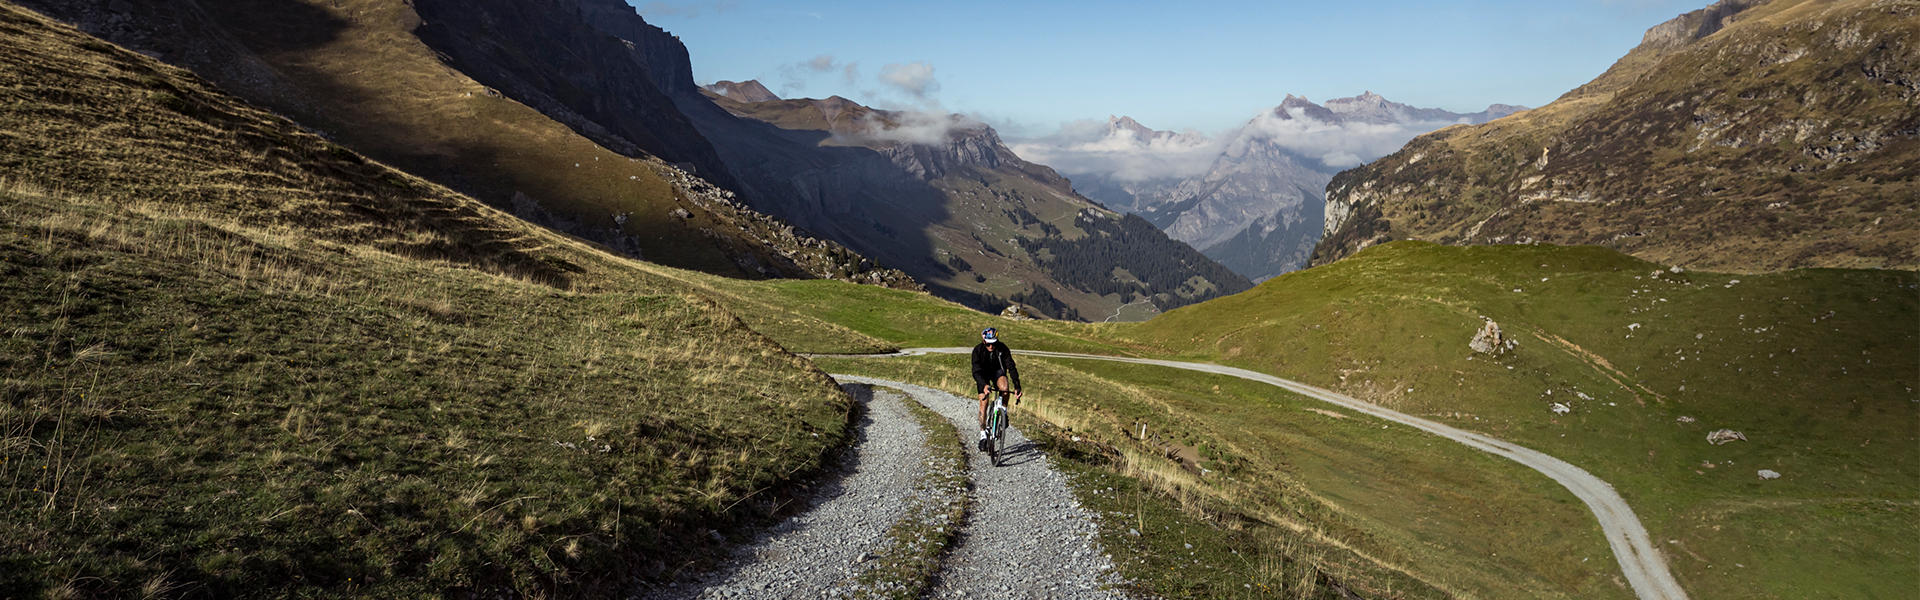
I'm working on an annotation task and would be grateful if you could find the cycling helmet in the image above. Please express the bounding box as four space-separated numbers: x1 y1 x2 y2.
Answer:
981 327 998 343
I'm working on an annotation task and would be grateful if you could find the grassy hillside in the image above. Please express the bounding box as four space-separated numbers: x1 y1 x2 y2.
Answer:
16 0 916 287
725 240 1915 599
1121 241 1918 599
1315 0 1918 271
0 8 850 596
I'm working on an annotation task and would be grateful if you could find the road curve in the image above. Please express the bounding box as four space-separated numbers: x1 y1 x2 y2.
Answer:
840 347 1690 600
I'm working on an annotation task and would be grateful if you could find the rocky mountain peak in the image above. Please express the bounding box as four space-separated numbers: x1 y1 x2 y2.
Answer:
1272 95 1338 122
703 79 779 103
1106 115 1165 142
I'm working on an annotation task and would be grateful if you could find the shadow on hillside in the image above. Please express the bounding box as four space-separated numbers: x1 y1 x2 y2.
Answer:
672 92 960 290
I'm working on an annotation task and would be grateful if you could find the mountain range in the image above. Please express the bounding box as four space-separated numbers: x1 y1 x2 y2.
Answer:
1313 0 1918 270
689 80 1250 320
1016 93 1524 281
20 0 1247 321
13 0 935 291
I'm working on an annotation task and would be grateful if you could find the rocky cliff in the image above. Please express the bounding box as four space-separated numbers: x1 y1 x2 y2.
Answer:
1314 0 1919 270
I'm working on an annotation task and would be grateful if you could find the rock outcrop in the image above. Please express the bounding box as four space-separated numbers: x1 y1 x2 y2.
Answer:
1707 429 1748 445
1469 319 1511 355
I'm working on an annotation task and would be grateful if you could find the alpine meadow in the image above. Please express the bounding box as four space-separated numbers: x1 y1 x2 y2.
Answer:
2 1 1913 599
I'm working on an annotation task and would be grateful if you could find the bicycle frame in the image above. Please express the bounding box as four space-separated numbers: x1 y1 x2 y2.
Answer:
988 389 1010 464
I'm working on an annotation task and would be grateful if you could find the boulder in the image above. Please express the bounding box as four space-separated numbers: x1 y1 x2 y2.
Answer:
1707 429 1747 445
1469 319 1509 355
1000 304 1037 321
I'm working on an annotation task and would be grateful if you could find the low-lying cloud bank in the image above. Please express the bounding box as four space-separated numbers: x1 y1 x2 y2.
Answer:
1011 94 1518 181
1010 119 1218 182
1237 105 1474 169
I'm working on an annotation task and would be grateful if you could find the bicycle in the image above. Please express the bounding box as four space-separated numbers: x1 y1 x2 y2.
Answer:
983 385 1011 466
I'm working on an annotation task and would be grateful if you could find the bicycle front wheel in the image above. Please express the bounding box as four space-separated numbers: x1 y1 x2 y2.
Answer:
994 409 1007 456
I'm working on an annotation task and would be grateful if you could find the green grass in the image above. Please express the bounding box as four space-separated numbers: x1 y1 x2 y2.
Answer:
688 276 1137 355
0 10 853 596
814 353 1632 599
1117 241 1920 599
768 241 1915 599
3 2 1910 598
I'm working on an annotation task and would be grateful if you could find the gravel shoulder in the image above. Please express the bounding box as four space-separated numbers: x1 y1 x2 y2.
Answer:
832 374 1129 600
639 385 931 599
878 347 1690 600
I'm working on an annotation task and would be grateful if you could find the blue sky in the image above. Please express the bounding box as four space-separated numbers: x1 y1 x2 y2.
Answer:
634 0 1707 137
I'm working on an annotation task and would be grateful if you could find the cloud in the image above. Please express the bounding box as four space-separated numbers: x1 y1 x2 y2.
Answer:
879 62 939 101
773 54 862 96
845 111 982 146
1009 119 1221 182
1236 105 1458 169
1012 101 1475 180
779 54 854 96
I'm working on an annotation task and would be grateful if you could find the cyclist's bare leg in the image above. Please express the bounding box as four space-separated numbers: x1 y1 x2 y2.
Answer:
977 383 991 429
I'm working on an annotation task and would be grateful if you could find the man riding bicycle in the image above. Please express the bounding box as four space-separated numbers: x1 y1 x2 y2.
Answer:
972 327 1022 449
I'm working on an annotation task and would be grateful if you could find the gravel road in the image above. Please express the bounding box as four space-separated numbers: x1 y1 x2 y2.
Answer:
832 375 1130 600
870 348 1690 600
639 385 930 599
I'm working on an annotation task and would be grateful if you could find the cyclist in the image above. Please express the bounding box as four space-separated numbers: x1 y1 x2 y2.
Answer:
971 327 1022 449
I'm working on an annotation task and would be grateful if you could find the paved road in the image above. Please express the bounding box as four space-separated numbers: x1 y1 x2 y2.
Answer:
849 347 1691 600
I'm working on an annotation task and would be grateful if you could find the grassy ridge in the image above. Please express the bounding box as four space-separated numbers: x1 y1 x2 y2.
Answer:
0 8 850 597
1120 241 1919 598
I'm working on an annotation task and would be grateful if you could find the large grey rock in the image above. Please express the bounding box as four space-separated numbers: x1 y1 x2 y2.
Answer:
1707 429 1747 445
1469 319 1509 355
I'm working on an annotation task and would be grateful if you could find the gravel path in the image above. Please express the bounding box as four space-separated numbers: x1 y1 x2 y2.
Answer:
640 385 930 599
832 375 1129 600
872 348 1690 600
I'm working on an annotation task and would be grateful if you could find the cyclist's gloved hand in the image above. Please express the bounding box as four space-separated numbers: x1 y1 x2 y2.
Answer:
1014 389 1023 404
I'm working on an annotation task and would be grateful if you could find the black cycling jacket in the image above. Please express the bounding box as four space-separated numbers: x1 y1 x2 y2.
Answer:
971 341 1021 392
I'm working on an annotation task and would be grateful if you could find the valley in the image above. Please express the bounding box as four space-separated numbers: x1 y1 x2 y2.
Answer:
0 0 1913 598
1018 95 1523 282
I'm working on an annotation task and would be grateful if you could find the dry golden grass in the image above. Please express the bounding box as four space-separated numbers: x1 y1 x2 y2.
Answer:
0 6 857 598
